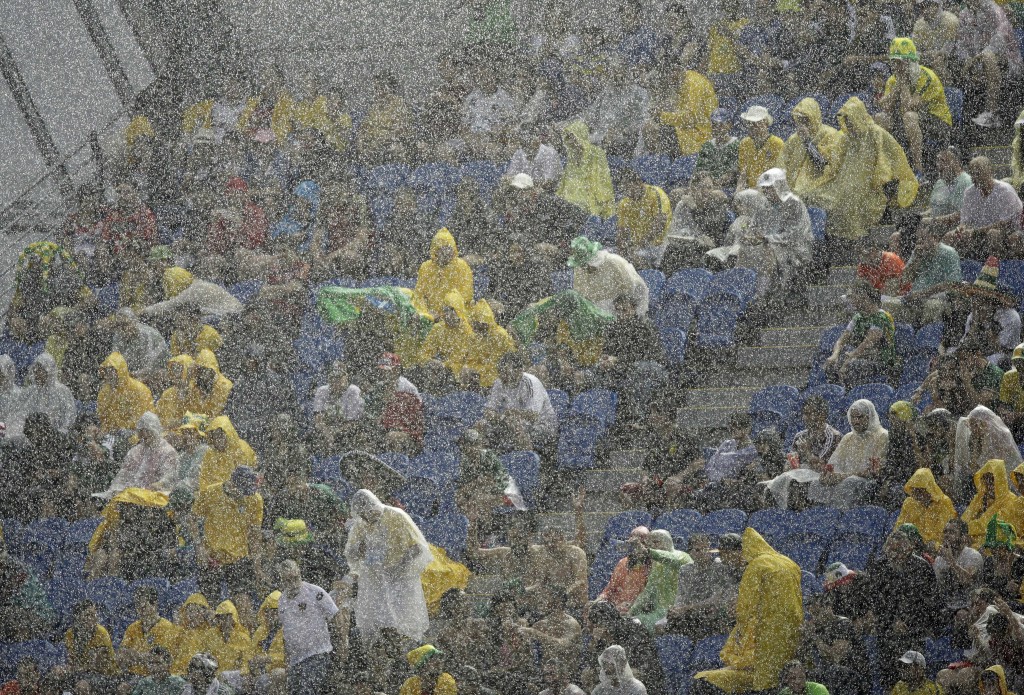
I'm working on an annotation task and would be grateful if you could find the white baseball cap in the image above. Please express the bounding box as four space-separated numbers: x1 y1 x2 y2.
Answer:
509 173 535 190
898 651 925 667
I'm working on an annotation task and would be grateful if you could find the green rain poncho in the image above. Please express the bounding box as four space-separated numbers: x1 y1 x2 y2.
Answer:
509 290 615 347
629 530 693 631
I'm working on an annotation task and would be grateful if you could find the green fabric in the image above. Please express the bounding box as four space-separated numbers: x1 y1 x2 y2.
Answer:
15 241 78 295
780 682 830 695
851 310 897 366
318 285 433 336
909 243 962 293
567 235 602 268
465 0 518 46
694 138 740 182
628 548 693 631
983 513 1018 550
974 363 1005 394
509 290 615 346
131 675 189 695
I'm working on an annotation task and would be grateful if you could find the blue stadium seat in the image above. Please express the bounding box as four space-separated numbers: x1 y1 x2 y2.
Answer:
164 578 200 619
633 154 673 187
639 269 667 303
589 542 625 599
801 570 823 596
696 509 747 537
659 327 688 367
842 506 891 538
420 512 469 560
894 323 916 358
774 532 828 573
311 455 343 481
603 510 655 544
796 507 842 534
960 260 981 282
944 87 964 129
376 452 412 477
460 161 505 201
808 207 827 241
826 533 877 571
915 323 944 353
749 386 801 433
0 641 66 682
548 389 570 421
572 389 618 430
583 215 618 245
924 637 962 678
668 155 698 186
652 509 702 549
654 293 698 331
709 268 758 309
817 325 846 354
657 635 694 695
501 451 541 508
895 382 922 403
95 283 120 313
747 508 793 543
664 268 713 302
693 293 742 349
689 634 728 670
900 354 932 386
411 450 461 483
1001 260 1024 303
394 476 442 518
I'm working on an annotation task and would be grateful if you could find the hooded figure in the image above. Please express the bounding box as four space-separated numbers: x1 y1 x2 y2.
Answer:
694 528 803 693
419 291 476 377
0 355 25 433
18 352 76 433
173 593 217 675
344 489 433 642
466 299 517 388
954 406 1023 497
189 349 232 419
155 354 195 429
270 180 321 251
97 352 154 434
779 98 840 199
100 411 177 498
411 228 475 320
593 644 648 695
250 591 285 672
628 530 693 632
557 120 616 219
110 308 170 377
962 459 1020 546
145 267 239 336
979 665 1016 695
211 600 252 673
894 468 958 546
197 415 257 490
1012 108 1024 194
707 189 770 265
807 399 888 506
809 97 918 240
569 236 650 317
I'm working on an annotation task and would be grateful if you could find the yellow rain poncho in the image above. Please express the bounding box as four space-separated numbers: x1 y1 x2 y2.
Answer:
400 645 458 695
163 267 194 299
197 416 257 491
894 468 958 546
962 459 1020 546
695 528 803 693
171 324 223 357
779 98 841 199
125 115 155 147
172 593 217 675
155 354 195 430
188 349 232 419
97 352 154 434
422 544 472 616
211 600 252 673
411 229 474 320
419 292 476 377
239 95 293 143
659 71 718 155
466 300 516 388
810 97 918 240
181 98 259 135
249 591 285 672
1011 109 1024 192
557 120 615 219
982 665 1016 695
88 487 170 555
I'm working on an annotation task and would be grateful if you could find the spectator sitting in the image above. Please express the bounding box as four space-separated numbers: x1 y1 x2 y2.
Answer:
950 267 1021 369
628 530 692 631
810 399 889 507
663 533 741 639
946 157 1024 259
956 0 1021 129
778 659 829 695
895 468 958 548
97 353 156 436
890 651 943 695
763 397 843 509
825 282 898 387
615 169 672 270
924 146 972 232
888 221 962 327
593 526 652 615
479 351 557 452
980 517 1024 602
933 518 984 612
132 646 187 694
663 412 758 509
539 658 588 695
569 235 650 317
557 120 616 219
411 228 475 321
399 646 457 695
858 236 908 295
662 173 732 272
912 0 960 80
960 458 1018 547
779 98 840 201
592 645 648 695
997 343 1024 438
517 586 583 667
736 105 785 191
693 109 740 189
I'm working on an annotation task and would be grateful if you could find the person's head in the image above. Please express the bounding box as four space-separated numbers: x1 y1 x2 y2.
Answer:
351 488 386 524
619 168 646 201
936 146 963 181
781 660 807 693
72 600 98 634
408 645 445 680
226 465 260 499
915 221 944 254
909 482 933 506
373 70 399 100
207 424 228 452
741 106 772 140
729 413 752 443
919 0 943 20
134 586 160 620
278 559 302 591
598 645 630 687
897 650 926 685
978 666 1006 695
850 281 882 314
848 399 877 435
543 659 571 689
626 525 650 561
710 109 732 140
802 396 829 432
942 518 970 551
180 593 211 630
16 658 40 690
136 412 162 447
884 525 917 561
214 601 237 634
859 236 888 267
718 532 745 570
966 157 994 191
688 533 712 563
147 646 173 679
497 351 527 386
186 653 219 690
540 525 567 550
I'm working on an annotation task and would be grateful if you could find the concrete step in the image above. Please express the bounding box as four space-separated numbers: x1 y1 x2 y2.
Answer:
757 326 828 348
605 449 649 469
826 266 858 287
684 386 761 410
538 510 617 545
737 344 818 371
467 574 505 595
676 404 743 431
582 467 645 493
776 309 845 328
806 284 847 311
685 363 810 389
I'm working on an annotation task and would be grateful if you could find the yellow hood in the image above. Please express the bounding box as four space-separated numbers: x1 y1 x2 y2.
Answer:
88 488 169 553
1012 462 1024 494
442 291 472 328
215 600 243 630
470 299 498 327
102 352 131 381
207 415 241 444
168 353 194 379
741 527 777 564
184 593 210 610
430 228 460 263
194 349 222 373
163 267 194 299
792 98 824 134
982 665 1013 695
904 467 946 500
562 119 592 153
974 458 1011 500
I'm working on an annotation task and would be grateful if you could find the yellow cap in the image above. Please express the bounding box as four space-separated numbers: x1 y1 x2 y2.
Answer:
889 37 918 61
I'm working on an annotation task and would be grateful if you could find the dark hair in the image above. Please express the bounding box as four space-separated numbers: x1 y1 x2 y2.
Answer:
719 533 743 551
947 518 969 536
438 588 465 618
802 395 829 417
852 281 882 304
150 646 172 661
498 351 527 372
943 145 964 165
987 613 1009 638
729 413 752 430
135 586 159 605
72 599 96 617
781 660 805 677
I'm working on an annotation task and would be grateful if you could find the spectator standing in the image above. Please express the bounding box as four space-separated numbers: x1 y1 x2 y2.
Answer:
276 559 340 695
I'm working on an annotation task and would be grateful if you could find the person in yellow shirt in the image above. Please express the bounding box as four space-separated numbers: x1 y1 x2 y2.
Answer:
557 120 616 219
876 38 952 174
190 349 232 419
170 305 224 357
998 343 1024 436
420 292 476 382
97 352 154 435
779 98 840 200
197 415 258 490
708 12 750 84
193 466 264 618
172 593 218 675
411 229 474 320
210 600 252 674
399 645 458 695
155 354 195 430
119 586 179 676
736 106 785 191
912 0 960 80
658 43 718 155
895 468 958 548
615 169 673 269
466 300 516 389
65 599 117 676
249 591 286 675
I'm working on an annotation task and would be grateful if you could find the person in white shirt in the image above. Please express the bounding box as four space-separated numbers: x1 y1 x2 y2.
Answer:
312 360 365 451
464 68 518 158
568 236 650 317
277 559 340 695
933 518 984 609
183 652 234 694
482 352 558 450
947 157 1024 257
955 291 1022 367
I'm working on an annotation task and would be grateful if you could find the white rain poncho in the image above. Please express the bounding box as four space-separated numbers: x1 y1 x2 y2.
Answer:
18 352 77 433
807 399 888 507
593 645 648 695
954 405 1023 495
572 250 650 317
98 411 178 499
0 355 26 435
344 488 433 643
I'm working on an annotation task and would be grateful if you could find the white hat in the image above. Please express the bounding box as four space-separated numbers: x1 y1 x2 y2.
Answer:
898 651 925 668
509 173 535 190
740 105 774 126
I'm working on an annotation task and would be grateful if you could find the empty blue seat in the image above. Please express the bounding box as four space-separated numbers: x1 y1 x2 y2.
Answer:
808 207 827 241
696 509 747 537
655 293 698 331
894 322 916 357
548 389 570 421
420 513 469 560
659 327 688 367
639 269 667 303
310 455 343 481
747 508 793 543
750 386 801 422
924 637 962 677
916 323 944 353
668 155 698 186
796 507 842 533
801 570 823 596
589 542 625 599
0 640 66 682
653 509 702 548
376 452 412 477
583 215 618 245
411 451 461 483
709 268 758 308
818 325 846 354
693 293 742 349
657 635 694 695
95 283 120 313
774 532 828 573
164 577 200 618
960 260 981 282
842 506 891 538
501 451 541 508
633 154 673 186
664 269 713 302
945 87 964 128
603 510 655 544
460 161 505 201
394 476 442 518
900 354 932 386
572 389 618 430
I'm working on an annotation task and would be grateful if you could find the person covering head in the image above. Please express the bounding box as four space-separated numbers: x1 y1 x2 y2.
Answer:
19 351 76 433
197 415 257 490
895 468 958 546
962 459 1018 546
250 590 285 672
890 401 915 423
163 267 195 299
889 37 919 62
172 592 216 674
557 120 616 218
408 644 444 669
694 528 803 692
828 400 889 476
567 236 603 269
411 228 474 319
756 168 795 200
983 514 1018 550
780 98 840 198
628 529 693 631
593 644 648 695
97 352 154 434
466 299 516 388
211 599 251 673
955 406 1023 486
189 348 232 419
418 290 476 376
